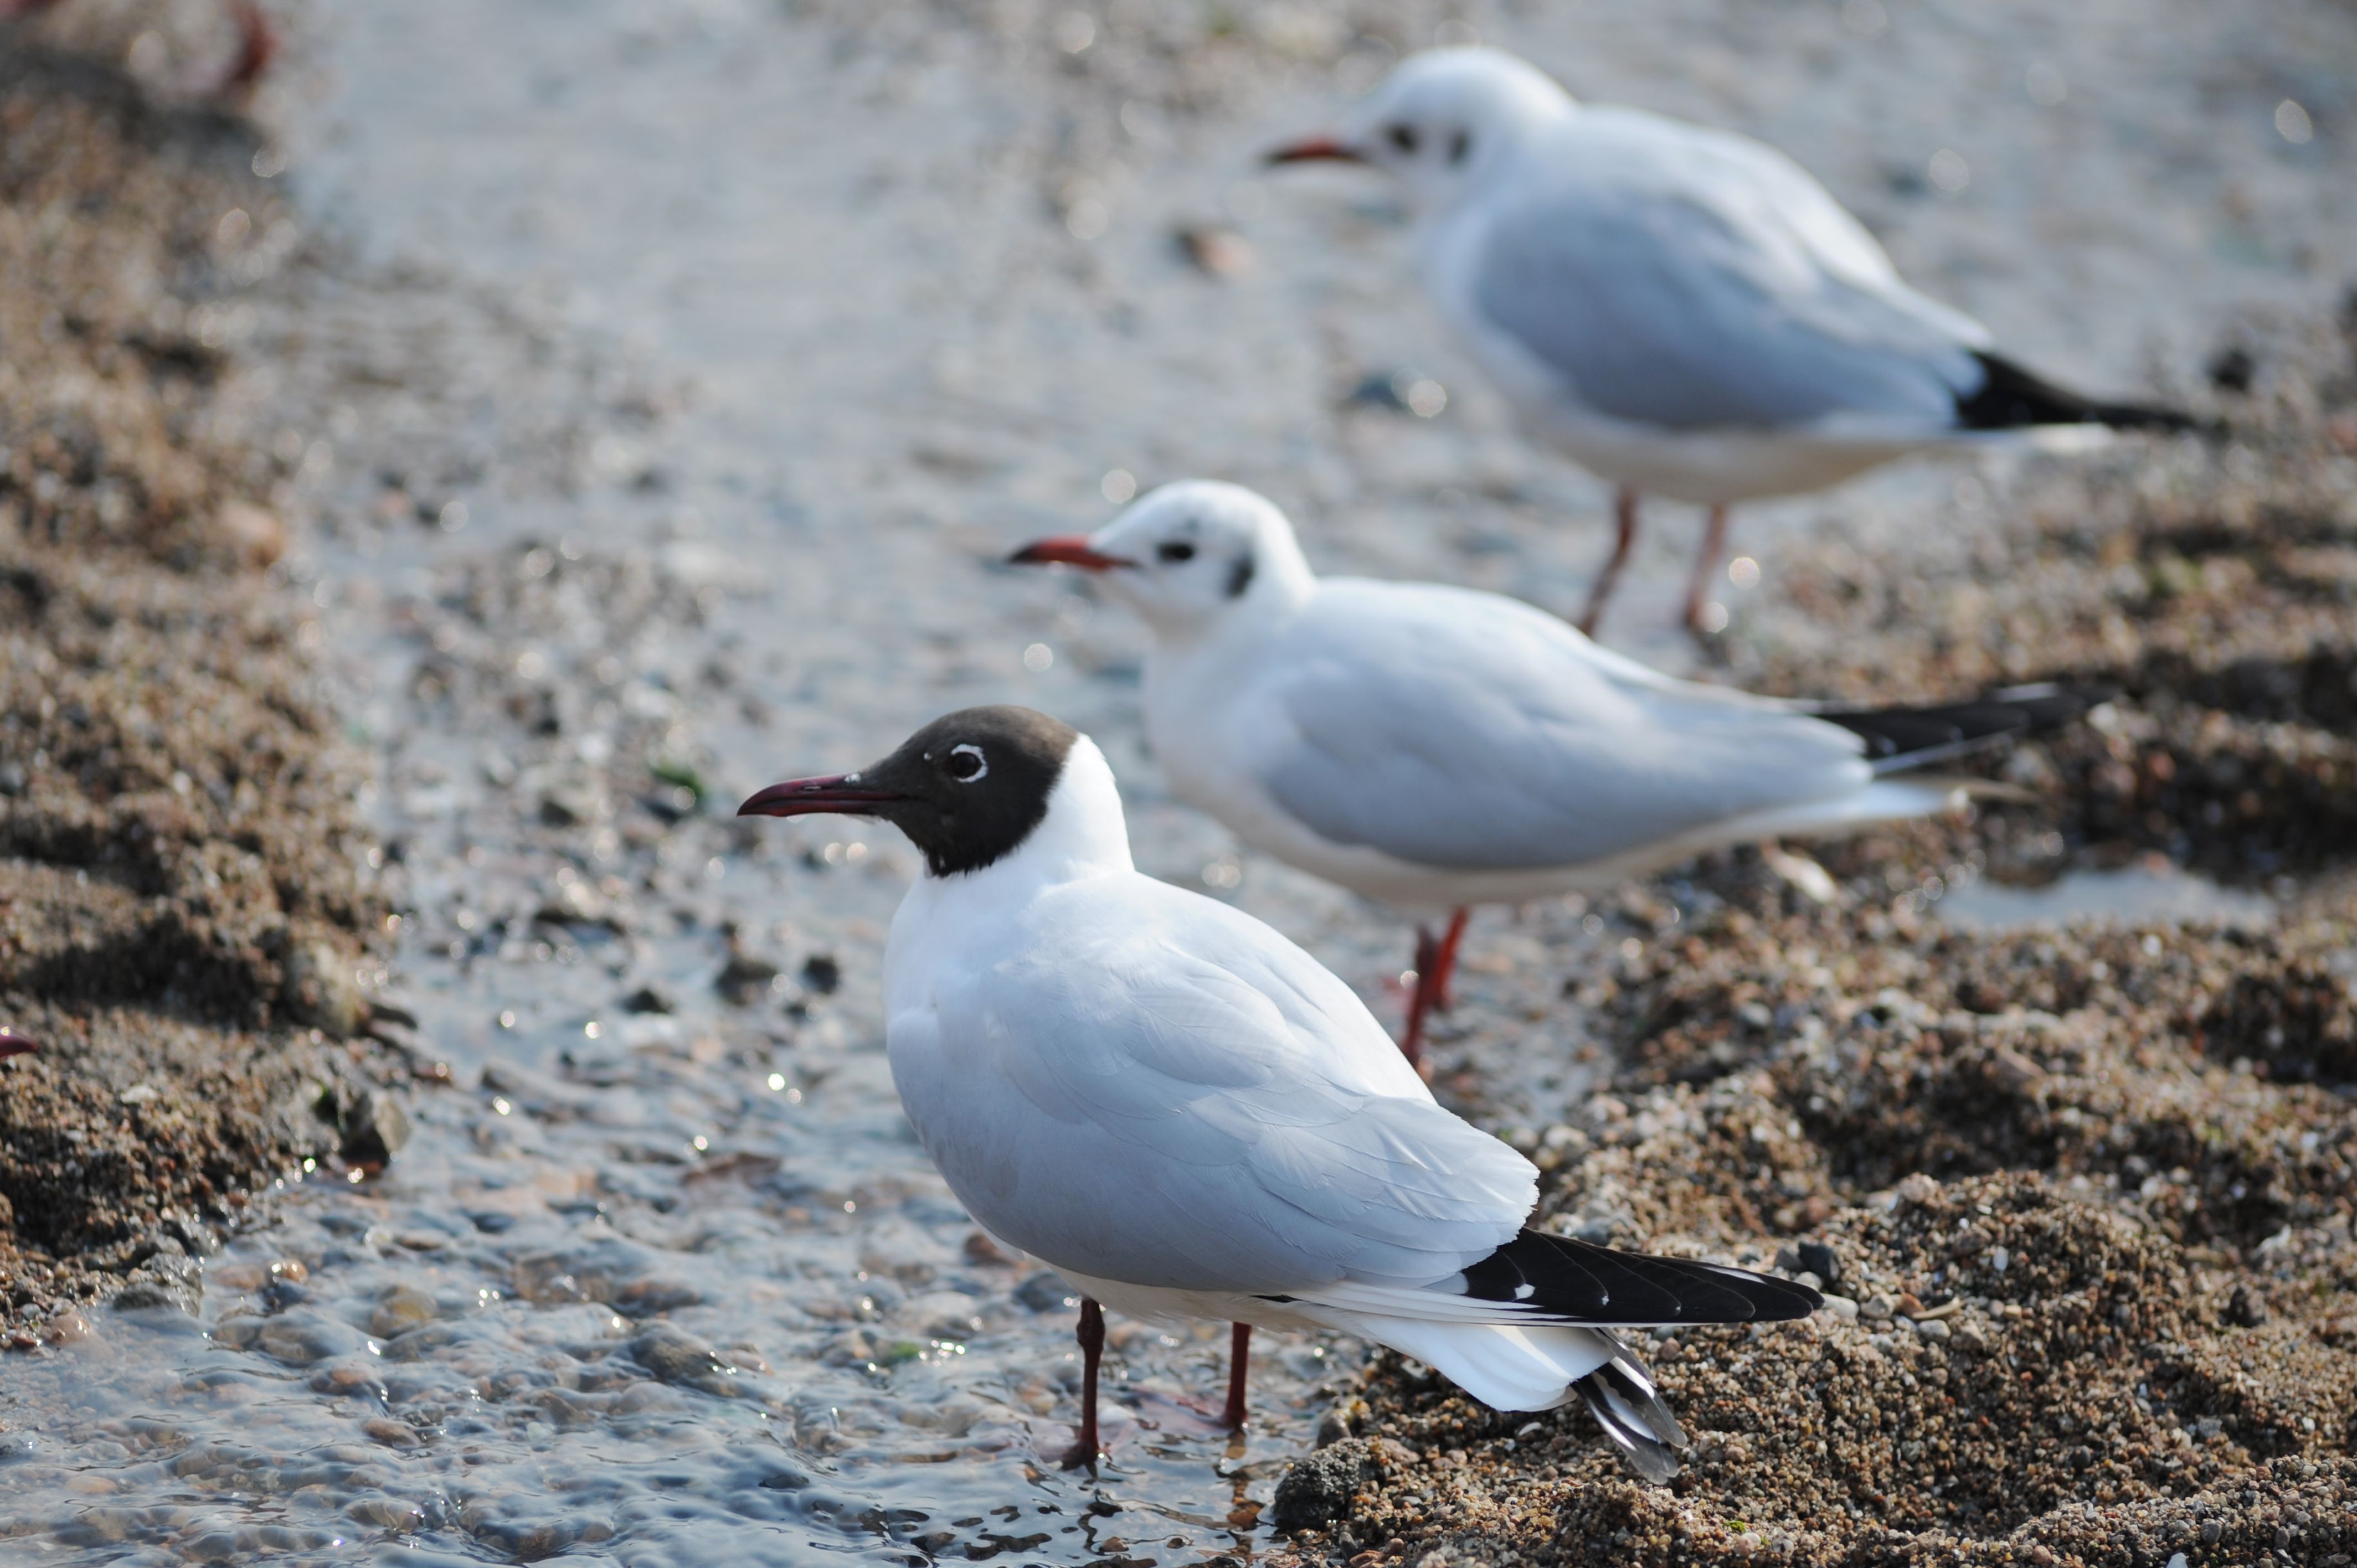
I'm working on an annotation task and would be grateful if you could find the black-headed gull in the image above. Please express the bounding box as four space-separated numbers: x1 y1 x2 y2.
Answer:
1012 481 2082 1063
738 706 1818 1477
1267 47 2190 636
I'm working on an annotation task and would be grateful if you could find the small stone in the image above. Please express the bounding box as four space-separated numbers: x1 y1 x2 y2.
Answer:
622 986 673 1014
1821 1294 1859 1321
1176 224 1253 277
1896 1292 1925 1318
338 1090 412 1167
362 1417 420 1448
283 940 368 1037
716 951 780 1005
1014 1272 1074 1313
1796 1240 1840 1284
1270 1438 1378 1533
1915 1318 1951 1342
962 1231 1013 1266
112 1281 198 1314
800 953 842 995
629 1324 742 1396
214 500 287 569
369 1284 438 1337
1860 1296 1895 1322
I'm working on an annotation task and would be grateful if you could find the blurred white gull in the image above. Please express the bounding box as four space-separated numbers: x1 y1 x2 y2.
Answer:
738 705 1818 1477
1014 482 2083 1063
1268 47 2191 636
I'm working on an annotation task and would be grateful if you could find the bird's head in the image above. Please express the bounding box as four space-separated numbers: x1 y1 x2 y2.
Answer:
737 706 1085 879
1009 480 1314 641
1267 48 1572 217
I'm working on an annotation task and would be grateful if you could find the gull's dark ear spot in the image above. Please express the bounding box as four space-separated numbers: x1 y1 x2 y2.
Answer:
1226 555 1255 600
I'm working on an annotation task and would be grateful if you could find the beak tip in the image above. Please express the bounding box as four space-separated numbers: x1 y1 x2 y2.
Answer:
1008 536 1124 572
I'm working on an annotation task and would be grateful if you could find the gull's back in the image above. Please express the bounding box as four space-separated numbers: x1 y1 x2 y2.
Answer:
884 864 1533 1294
1443 104 1991 439
1206 576 1877 874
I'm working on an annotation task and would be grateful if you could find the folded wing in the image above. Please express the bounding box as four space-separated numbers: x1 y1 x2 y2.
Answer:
893 876 1536 1294
1255 581 1876 870
1471 109 1989 434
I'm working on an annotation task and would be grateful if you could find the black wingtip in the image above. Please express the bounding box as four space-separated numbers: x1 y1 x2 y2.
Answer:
1958 351 2201 435
1813 682 2105 772
1461 1230 1823 1325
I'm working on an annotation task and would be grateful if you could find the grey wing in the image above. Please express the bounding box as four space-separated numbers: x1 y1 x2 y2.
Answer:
898 885 1533 1293
1259 587 1873 870
1471 138 1985 431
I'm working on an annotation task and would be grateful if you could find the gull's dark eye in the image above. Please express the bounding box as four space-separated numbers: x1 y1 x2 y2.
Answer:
1387 123 1418 155
1448 128 1471 165
944 744 987 782
1156 541 1197 564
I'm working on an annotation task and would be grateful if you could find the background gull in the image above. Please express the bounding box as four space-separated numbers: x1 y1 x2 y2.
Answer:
1268 47 2193 637
738 705 1818 1478
1015 482 2086 1064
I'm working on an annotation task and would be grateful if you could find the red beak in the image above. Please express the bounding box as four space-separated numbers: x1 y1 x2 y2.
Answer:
1264 135 1363 166
1008 536 1131 571
0 1029 40 1060
737 774 906 819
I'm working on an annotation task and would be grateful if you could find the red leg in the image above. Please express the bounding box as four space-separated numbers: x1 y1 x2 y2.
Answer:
223 1 279 89
1063 1297 1105 1468
1682 504 1731 634
1221 1322 1250 1430
1425 908 1470 1013
1400 927 1440 1071
1577 485 1640 637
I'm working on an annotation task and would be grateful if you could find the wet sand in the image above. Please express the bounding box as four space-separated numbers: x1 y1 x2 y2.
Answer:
1269 310 2357 1565
0 50 394 1325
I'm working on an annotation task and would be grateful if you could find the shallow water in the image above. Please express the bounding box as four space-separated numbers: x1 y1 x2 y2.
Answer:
1934 860 2278 932
4 0 2353 1561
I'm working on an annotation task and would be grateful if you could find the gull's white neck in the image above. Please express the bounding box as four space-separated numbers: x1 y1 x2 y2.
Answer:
885 737 1133 1004
988 735 1134 884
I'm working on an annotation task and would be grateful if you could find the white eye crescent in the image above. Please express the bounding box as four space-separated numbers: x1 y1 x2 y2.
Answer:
946 744 987 782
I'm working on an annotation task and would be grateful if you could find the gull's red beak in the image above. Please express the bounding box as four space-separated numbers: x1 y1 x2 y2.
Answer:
0 1029 40 1060
737 775 905 819
1264 135 1362 166
1008 536 1131 571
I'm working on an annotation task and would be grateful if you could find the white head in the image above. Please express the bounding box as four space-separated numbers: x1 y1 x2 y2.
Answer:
1268 48 1574 218
1008 480 1317 643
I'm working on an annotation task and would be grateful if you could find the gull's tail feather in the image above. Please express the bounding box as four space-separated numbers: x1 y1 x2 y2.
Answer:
1957 352 2198 434
1288 1235 1816 1482
1574 1334 1687 1483
1813 682 2103 775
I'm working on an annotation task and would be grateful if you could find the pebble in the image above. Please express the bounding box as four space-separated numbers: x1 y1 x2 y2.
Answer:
369 1284 439 1337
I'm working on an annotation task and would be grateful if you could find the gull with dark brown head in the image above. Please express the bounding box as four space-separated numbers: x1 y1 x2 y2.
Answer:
738 705 1819 1477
